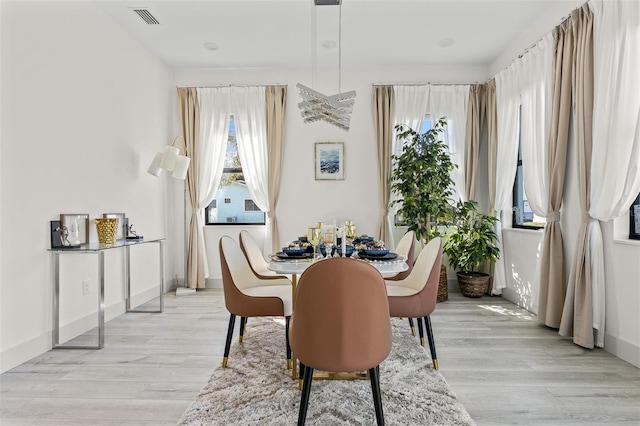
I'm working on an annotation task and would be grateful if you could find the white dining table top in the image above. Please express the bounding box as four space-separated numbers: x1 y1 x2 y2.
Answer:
267 254 408 277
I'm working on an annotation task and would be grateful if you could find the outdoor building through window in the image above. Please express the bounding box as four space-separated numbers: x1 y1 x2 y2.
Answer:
512 107 545 229
205 116 265 225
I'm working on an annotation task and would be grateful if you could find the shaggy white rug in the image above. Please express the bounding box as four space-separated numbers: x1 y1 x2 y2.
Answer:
178 317 475 426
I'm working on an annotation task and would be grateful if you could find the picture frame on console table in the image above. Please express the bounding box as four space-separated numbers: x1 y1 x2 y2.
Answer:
315 142 344 181
630 194 640 240
60 213 89 246
103 213 126 241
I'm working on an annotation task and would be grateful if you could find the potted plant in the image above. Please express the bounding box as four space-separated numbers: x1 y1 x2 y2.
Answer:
391 118 456 301
443 200 500 297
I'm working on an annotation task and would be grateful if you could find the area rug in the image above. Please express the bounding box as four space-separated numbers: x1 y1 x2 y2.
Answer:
177 317 475 426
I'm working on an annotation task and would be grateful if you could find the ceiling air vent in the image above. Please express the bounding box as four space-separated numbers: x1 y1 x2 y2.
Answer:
132 8 160 25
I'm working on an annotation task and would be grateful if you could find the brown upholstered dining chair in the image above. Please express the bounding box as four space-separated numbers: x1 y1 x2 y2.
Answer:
289 257 392 426
239 230 288 281
385 237 443 370
219 236 293 369
385 230 416 283
385 230 418 336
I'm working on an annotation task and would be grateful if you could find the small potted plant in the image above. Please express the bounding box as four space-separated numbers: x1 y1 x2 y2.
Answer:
443 200 500 297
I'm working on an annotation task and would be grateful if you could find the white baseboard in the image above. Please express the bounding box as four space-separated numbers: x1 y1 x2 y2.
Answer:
605 332 640 368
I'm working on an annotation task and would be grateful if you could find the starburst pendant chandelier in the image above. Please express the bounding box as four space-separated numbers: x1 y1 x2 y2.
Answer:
297 0 355 131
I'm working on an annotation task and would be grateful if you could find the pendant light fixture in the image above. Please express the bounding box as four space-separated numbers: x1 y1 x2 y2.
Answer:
297 0 356 131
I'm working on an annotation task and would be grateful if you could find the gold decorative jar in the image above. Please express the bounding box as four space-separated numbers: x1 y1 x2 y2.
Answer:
94 218 119 245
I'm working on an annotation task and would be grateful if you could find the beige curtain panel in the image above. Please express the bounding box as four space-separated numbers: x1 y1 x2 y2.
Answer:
178 87 207 289
537 18 574 329
265 86 287 254
373 86 395 247
464 84 486 201
559 5 596 348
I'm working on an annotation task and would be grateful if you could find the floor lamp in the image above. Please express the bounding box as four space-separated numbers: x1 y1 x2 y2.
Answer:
147 137 195 295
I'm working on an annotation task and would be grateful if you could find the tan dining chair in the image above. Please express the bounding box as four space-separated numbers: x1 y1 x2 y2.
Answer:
219 236 293 369
385 230 418 335
385 237 442 370
289 258 392 426
239 230 288 280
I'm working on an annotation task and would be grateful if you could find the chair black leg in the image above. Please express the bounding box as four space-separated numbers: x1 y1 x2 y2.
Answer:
222 313 236 368
239 317 247 343
407 318 416 336
285 316 292 369
369 366 385 426
424 315 438 370
298 365 314 426
416 316 425 347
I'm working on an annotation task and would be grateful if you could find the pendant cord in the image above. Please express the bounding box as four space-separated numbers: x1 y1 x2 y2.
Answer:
338 1 342 94
312 4 317 89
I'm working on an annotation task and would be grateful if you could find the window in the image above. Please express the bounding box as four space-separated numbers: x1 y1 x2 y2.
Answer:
512 107 545 229
205 117 266 225
630 193 640 240
244 199 261 212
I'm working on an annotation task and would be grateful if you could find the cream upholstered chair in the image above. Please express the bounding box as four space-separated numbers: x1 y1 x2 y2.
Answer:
219 236 293 368
385 230 416 283
385 237 442 370
385 230 417 335
239 230 287 280
289 258 392 426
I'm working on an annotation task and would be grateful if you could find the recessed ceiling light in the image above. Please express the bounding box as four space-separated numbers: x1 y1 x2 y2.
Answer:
437 38 455 48
203 42 220 51
321 40 336 49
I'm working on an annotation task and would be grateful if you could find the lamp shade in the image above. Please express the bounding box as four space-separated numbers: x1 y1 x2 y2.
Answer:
147 152 164 176
172 155 191 180
160 146 180 171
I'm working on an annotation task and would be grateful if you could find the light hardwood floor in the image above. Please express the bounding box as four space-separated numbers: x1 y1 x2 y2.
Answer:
1 289 638 425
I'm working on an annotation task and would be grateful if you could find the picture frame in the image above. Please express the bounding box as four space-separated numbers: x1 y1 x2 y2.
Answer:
315 142 344 180
50 220 65 248
60 214 89 246
103 213 127 241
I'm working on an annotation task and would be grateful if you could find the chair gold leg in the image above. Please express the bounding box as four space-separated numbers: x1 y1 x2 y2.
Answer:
287 359 292 370
238 335 243 343
433 359 439 370
420 337 425 346
411 326 416 337
222 357 228 368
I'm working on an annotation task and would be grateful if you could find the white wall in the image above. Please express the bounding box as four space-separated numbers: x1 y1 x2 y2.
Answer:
0 1 176 373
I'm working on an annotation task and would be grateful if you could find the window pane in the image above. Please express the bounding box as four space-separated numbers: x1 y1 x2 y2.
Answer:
205 116 265 225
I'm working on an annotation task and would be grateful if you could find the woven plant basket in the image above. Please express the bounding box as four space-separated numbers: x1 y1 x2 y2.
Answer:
94 218 119 245
456 272 490 298
437 265 448 302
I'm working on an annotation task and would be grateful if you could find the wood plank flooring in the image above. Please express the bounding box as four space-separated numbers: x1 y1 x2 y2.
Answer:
1 290 638 425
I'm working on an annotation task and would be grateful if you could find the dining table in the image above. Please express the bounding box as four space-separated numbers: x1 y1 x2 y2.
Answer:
267 252 409 381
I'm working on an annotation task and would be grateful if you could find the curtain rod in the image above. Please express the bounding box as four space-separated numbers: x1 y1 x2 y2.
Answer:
176 84 287 88
372 82 480 87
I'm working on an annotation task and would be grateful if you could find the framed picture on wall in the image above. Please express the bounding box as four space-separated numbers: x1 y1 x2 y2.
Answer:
103 213 126 241
315 142 344 180
60 213 89 246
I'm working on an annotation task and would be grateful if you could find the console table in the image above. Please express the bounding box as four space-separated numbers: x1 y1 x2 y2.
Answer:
49 238 165 349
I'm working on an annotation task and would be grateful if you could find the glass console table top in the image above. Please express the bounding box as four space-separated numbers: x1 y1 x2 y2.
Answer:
49 238 164 252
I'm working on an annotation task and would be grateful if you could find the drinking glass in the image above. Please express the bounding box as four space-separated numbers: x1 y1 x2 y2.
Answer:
307 227 321 262
323 228 335 258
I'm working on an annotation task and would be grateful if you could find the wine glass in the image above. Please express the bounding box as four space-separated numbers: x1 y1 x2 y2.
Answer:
307 227 321 262
323 228 335 258
345 223 356 257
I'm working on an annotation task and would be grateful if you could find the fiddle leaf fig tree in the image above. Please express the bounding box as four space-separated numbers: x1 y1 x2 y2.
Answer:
391 118 457 244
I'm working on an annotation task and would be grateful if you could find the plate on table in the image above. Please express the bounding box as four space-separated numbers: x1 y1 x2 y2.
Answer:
360 249 389 257
275 251 313 260
353 236 374 245
357 252 398 261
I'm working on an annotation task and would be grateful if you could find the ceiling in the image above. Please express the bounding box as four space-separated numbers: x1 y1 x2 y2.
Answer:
94 0 581 71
